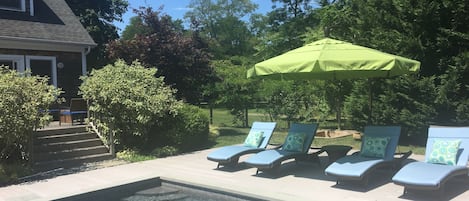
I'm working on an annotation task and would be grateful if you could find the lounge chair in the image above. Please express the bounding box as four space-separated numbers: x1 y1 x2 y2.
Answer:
325 126 410 186
207 122 277 168
244 123 319 175
392 126 469 198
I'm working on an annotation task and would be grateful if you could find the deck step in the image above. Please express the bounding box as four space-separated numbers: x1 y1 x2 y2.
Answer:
33 125 112 172
128 186 188 201
35 132 96 144
35 126 88 137
34 138 104 152
34 153 114 172
34 146 109 161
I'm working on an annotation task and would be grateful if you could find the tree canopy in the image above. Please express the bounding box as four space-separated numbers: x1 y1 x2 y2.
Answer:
109 0 467 141
107 7 217 103
65 0 128 68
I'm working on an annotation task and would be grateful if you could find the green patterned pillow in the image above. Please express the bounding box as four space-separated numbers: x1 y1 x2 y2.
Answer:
283 132 307 152
427 139 461 166
360 136 390 158
243 131 264 147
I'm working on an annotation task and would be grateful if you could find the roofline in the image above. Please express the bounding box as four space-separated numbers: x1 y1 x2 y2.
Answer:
0 36 96 53
0 35 97 47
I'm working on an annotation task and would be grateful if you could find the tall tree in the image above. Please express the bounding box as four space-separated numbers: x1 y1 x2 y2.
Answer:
107 7 217 103
185 0 258 58
65 0 128 69
121 16 148 40
319 0 469 136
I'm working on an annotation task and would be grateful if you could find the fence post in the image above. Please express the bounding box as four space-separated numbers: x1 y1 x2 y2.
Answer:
244 107 248 127
209 104 213 125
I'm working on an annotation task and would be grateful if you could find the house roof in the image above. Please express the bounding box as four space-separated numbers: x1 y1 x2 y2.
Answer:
0 0 96 52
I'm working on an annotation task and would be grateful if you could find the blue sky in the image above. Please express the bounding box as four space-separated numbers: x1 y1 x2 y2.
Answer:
114 0 277 34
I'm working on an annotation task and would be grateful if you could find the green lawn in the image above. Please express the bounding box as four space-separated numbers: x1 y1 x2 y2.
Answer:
205 108 426 155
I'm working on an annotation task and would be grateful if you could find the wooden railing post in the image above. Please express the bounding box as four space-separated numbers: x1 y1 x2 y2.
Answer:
109 125 115 157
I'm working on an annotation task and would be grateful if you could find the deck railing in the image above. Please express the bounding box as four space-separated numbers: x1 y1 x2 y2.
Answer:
88 103 115 157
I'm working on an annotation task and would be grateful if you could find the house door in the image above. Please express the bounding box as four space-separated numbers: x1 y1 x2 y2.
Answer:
0 54 25 71
26 56 57 87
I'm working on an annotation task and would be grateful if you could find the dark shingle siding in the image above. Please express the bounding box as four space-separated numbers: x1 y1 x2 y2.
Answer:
0 0 95 46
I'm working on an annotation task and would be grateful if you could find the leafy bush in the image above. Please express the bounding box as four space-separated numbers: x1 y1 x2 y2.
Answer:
151 146 179 158
79 60 183 150
344 76 437 145
153 104 210 152
0 67 61 162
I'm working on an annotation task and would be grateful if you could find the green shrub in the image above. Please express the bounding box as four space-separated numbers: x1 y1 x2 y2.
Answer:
153 104 210 152
151 146 179 158
0 67 61 162
80 60 183 150
116 149 155 162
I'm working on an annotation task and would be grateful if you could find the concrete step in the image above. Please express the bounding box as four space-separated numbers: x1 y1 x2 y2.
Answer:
35 126 88 137
34 132 97 144
131 186 188 201
34 146 109 161
34 153 114 172
34 138 104 153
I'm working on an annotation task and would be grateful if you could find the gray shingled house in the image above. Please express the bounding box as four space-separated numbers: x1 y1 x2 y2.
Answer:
0 0 96 100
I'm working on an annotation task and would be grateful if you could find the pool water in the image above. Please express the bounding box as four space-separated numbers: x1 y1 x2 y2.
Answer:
56 177 266 201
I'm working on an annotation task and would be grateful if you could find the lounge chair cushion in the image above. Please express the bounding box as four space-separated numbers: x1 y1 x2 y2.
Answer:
360 136 390 158
392 161 467 188
244 131 264 148
427 139 461 166
283 132 306 152
244 150 295 167
325 155 384 178
208 145 262 162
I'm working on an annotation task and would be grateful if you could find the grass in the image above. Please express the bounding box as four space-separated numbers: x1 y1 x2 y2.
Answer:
205 108 426 155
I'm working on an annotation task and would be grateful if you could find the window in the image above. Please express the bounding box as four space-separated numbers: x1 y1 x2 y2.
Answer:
0 0 25 12
26 56 57 87
0 54 25 71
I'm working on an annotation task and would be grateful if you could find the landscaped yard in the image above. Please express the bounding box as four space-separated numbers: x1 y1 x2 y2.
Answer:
205 108 426 155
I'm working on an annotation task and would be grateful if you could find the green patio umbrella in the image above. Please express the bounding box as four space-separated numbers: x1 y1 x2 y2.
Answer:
247 38 420 79
247 38 420 126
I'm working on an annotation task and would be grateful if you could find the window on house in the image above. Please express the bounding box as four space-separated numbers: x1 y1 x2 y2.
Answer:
26 56 57 87
0 54 25 71
0 0 25 12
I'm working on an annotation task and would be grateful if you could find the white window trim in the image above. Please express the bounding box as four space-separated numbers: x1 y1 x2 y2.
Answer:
0 0 26 12
26 55 57 87
29 0 34 16
0 54 25 71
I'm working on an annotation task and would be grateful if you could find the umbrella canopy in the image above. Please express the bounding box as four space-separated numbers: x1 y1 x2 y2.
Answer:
247 38 420 79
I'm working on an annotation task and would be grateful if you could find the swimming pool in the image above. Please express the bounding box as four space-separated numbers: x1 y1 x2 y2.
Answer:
56 177 267 201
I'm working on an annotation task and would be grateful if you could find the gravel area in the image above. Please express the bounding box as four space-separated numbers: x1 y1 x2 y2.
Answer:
15 159 129 185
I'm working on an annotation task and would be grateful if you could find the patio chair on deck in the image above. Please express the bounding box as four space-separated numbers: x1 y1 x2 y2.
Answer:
207 122 277 168
325 126 411 186
59 98 88 125
392 126 469 198
244 123 320 175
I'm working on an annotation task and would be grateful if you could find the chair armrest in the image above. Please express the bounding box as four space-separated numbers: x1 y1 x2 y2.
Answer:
309 147 325 155
395 151 412 160
268 143 283 149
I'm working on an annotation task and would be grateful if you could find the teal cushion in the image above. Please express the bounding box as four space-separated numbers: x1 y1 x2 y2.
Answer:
283 132 306 152
243 131 264 147
427 139 461 166
360 136 390 158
